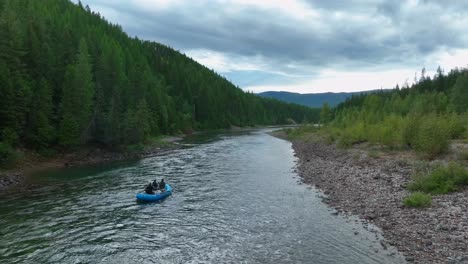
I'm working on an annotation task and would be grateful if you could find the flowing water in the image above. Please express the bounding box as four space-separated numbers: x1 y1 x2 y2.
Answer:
0 129 405 263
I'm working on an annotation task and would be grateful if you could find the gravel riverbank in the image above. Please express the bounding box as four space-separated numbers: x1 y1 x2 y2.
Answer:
288 134 468 264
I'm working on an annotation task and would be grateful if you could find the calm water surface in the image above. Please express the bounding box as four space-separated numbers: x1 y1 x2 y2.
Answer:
0 130 405 263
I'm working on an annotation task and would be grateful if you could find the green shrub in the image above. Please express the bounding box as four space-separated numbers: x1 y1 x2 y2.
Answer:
442 113 466 139
413 115 450 159
0 142 19 168
284 124 317 139
318 126 340 144
408 162 468 194
368 115 403 149
284 128 293 135
324 132 336 144
337 122 368 148
296 124 318 134
1 128 19 146
401 114 421 148
403 192 432 208
337 133 353 148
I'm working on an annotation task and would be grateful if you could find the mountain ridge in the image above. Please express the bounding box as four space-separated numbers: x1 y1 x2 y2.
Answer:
257 90 387 108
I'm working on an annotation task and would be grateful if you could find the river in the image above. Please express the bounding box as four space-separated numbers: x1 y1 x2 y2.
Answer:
0 129 405 263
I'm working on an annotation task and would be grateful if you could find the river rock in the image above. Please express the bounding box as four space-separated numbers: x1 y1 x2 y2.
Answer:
290 135 468 264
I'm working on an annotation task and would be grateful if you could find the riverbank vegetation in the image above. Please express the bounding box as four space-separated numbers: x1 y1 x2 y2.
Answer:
318 67 467 159
0 0 319 168
403 162 468 208
403 192 432 208
316 68 468 206
285 66 468 208
409 162 468 195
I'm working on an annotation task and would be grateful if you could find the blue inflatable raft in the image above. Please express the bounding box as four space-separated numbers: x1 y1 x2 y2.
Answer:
136 184 172 202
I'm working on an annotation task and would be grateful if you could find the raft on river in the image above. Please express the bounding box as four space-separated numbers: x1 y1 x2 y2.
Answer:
136 184 172 202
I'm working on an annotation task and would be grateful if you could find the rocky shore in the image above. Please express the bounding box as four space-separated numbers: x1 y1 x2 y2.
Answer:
289 134 468 264
0 173 24 190
0 137 183 191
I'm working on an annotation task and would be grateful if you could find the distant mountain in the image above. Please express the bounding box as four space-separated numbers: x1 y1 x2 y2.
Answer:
257 90 383 108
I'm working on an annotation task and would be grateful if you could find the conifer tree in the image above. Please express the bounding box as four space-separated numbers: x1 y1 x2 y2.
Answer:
58 39 95 147
450 73 468 113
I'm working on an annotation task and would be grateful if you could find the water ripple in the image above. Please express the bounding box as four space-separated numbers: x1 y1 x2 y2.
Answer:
0 130 405 263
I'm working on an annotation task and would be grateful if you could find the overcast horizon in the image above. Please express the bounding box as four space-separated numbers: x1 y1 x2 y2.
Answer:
76 0 468 94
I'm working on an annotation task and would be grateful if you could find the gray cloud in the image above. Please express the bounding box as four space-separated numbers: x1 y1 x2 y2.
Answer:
80 0 468 89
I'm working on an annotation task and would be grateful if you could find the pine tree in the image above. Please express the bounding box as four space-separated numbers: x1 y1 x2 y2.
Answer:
450 73 468 113
58 39 95 147
320 103 332 125
26 78 55 148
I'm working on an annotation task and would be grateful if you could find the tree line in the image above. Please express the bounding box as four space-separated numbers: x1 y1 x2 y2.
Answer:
320 66 468 158
0 0 318 165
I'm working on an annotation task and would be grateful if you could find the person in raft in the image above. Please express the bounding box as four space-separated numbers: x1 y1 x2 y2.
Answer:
159 179 166 191
145 183 155 194
152 180 159 190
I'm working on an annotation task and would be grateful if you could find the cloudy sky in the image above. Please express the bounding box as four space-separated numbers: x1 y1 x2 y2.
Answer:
78 0 468 93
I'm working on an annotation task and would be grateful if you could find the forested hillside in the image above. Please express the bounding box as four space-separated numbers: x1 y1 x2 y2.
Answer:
0 0 318 163
320 67 468 158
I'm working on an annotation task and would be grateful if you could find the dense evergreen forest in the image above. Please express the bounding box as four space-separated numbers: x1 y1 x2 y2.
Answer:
0 0 318 165
320 67 468 158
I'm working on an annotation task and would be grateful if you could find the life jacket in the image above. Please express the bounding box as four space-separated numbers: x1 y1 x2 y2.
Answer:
145 184 154 194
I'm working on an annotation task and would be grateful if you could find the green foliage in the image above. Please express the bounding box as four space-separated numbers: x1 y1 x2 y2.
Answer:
401 113 464 158
408 162 468 194
320 103 332 124
336 122 367 148
147 136 172 147
317 126 340 144
450 73 468 113
1 128 19 146
58 39 95 148
368 115 403 149
324 66 468 158
443 113 466 139
0 0 318 154
403 192 432 208
26 78 55 149
283 124 318 139
413 115 450 159
122 100 153 145
0 142 19 168
124 143 145 153
401 114 421 148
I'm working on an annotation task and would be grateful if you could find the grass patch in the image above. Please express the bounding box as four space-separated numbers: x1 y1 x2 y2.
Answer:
368 149 380 159
408 162 468 194
403 192 432 208
283 124 318 139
